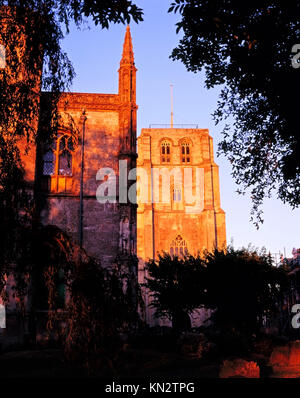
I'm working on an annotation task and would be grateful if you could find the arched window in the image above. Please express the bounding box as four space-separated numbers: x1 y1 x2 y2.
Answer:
42 132 76 177
170 235 188 257
181 140 191 164
42 147 55 176
161 140 171 163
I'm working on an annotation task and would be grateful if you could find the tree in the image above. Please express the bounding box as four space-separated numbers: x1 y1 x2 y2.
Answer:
0 1 143 362
27 224 141 372
203 246 288 334
0 1 143 159
144 248 288 335
0 0 143 307
169 1 300 224
144 253 207 331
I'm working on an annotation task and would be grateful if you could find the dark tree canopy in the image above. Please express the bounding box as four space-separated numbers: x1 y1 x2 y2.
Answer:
169 0 300 224
144 253 207 330
145 248 288 334
203 247 288 333
0 1 143 355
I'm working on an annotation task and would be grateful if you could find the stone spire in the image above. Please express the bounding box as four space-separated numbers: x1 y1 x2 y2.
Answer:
118 25 137 156
119 25 137 104
120 25 135 66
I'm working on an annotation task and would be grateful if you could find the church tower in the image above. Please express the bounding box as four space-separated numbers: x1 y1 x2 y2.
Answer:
137 127 226 260
137 127 226 325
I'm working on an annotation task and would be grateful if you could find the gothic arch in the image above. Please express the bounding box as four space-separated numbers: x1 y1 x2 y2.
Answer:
179 138 193 164
170 235 188 257
158 137 175 147
178 137 193 147
42 128 78 177
160 138 173 164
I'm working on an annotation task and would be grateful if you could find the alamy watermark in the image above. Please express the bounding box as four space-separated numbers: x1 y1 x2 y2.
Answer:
291 304 300 329
0 44 6 69
96 161 205 214
291 44 300 69
0 304 5 329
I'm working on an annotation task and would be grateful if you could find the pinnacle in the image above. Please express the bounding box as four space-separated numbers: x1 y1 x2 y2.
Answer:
120 25 134 65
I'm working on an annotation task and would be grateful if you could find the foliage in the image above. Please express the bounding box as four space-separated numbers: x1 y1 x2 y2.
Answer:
145 247 289 334
9 224 140 371
144 252 207 330
63 254 139 372
203 246 288 334
0 1 143 141
0 1 143 364
0 1 143 272
169 1 300 224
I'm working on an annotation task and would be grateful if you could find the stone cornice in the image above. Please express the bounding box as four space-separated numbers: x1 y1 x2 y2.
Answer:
57 92 121 112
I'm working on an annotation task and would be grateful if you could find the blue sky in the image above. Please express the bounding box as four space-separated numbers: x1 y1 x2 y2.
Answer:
61 0 299 259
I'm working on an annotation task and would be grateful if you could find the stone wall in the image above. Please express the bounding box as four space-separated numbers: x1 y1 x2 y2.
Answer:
137 127 226 326
137 128 226 260
38 27 138 267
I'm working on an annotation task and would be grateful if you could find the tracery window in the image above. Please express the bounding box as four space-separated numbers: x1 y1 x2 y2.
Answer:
42 132 75 177
181 140 191 163
161 140 171 163
170 235 188 257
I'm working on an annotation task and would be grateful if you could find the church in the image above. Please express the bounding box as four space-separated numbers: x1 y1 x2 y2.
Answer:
36 26 138 267
0 19 226 336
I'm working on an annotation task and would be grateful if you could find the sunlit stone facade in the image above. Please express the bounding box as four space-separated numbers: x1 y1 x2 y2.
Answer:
137 127 226 259
1 16 227 334
137 127 226 326
36 26 138 267
0 25 138 344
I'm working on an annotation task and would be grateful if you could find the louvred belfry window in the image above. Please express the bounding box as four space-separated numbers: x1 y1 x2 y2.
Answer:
181 140 191 163
161 140 171 163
